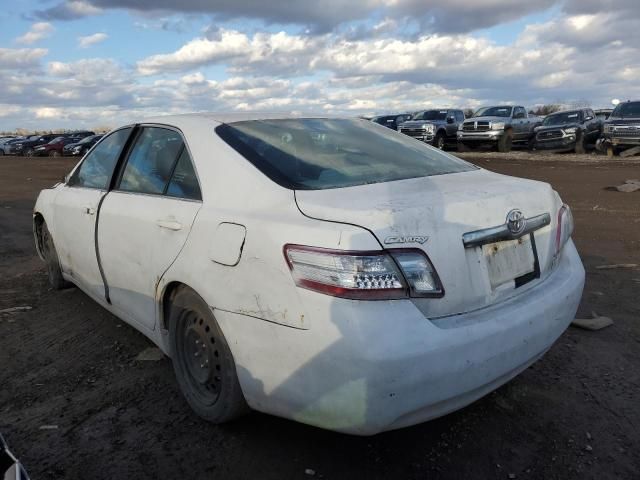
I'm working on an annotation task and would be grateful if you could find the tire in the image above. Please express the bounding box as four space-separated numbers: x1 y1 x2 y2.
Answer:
41 221 71 290
574 132 586 154
25 148 34 157
169 287 249 423
497 130 513 153
49 150 60 157
433 131 446 150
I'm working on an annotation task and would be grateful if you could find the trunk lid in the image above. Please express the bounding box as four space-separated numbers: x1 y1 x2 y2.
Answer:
295 169 560 318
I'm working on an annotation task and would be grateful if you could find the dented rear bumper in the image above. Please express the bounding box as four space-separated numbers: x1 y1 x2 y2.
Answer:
216 241 584 435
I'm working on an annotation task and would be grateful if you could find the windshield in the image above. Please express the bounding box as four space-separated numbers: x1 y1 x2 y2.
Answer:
543 111 582 126
80 135 98 144
216 118 475 190
611 102 640 119
412 110 448 121
474 106 513 117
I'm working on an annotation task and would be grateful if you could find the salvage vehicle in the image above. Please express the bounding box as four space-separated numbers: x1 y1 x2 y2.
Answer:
457 106 542 152
63 134 104 156
0 138 24 156
33 114 584 435
34 136 81 157
532 109 602 153
398 109 465 149
594 108 613 121
600 100 640 156
0 433 30 479
371 114 413 130
10 134 59 156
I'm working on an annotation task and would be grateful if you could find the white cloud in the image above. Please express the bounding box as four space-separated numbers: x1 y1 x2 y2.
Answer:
15 23 54 45
0 48 49 70
78 33 108 48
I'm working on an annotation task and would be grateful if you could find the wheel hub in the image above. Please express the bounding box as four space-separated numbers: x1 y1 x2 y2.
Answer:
181 313 222 394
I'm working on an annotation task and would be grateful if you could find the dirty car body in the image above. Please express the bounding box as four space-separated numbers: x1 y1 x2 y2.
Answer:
33 114 584 435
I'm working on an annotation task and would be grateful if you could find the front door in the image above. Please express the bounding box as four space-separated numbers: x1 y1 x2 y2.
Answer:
97 126 203 330
53 127 133 300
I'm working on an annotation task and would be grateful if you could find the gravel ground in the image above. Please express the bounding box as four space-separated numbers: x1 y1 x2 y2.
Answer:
0 153 639 479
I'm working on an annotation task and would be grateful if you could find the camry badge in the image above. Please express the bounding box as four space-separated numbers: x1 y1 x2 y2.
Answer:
506 209 526 235
384 235 429 245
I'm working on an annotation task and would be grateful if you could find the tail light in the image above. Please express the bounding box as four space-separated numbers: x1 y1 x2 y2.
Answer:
283 245 444 300
555 204 574 254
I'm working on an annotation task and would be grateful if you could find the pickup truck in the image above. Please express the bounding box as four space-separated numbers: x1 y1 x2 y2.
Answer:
457 106 542 152
600 100 640 156
397 109 465 149
531 108 602 153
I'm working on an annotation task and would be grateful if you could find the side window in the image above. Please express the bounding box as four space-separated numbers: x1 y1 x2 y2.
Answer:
514 107 525 119
166 149 202 201
69 127 132 189
119 127 184 195
455 111 464 122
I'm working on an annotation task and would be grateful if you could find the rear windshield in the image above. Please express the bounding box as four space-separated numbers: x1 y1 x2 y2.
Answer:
216 118 475 190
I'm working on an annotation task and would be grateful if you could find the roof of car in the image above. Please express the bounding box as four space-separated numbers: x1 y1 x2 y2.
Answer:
142 112 330 126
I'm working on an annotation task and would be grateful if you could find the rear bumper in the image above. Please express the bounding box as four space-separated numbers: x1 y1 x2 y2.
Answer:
216 242 584 435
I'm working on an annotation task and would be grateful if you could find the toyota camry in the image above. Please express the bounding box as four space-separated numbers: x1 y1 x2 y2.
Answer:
33 113 585 435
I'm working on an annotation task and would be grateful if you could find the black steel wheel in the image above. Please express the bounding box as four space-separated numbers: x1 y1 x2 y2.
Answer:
169 287 248 423
41 221 70 290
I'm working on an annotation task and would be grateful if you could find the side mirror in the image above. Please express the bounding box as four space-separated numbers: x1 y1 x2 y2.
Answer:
63 173 70 184
446 116 455 124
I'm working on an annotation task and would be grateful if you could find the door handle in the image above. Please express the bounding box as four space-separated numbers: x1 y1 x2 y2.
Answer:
156 220 182 231
84 206 95 215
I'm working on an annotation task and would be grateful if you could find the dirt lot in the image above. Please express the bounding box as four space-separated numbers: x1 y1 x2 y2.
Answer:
1 153 639 479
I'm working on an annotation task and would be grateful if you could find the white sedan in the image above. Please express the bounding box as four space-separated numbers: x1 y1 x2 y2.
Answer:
33 113 585 435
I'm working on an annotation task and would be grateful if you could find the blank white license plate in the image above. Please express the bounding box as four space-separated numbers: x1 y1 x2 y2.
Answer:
482 236 535 289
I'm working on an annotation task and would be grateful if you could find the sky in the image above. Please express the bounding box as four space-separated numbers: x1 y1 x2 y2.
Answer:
0 0 639 131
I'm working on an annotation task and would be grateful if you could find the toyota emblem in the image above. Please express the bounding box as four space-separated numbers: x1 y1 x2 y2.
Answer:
506 209 526 235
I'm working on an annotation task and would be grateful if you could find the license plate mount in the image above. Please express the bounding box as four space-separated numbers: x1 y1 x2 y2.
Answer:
483 235 537 290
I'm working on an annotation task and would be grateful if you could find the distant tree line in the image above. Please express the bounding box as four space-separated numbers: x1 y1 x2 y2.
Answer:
0 126 112 136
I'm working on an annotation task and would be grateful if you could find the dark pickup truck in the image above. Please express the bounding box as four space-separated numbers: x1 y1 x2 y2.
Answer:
532 108 602 153
601 100 640 156
397 109 465 149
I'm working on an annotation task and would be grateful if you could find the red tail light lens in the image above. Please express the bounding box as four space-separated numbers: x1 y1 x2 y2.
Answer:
283 245 444 300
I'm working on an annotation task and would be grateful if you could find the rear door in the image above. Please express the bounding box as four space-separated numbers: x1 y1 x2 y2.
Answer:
513 107 527 138
97 126 202 331
53 127 133 300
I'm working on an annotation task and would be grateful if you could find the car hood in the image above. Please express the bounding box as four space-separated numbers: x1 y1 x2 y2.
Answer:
606 118 640 126
464 116 510 123
295 168 560 318
400 120 444 128
537 122 581 131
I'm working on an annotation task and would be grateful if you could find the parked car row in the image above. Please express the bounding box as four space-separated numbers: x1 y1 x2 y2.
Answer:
377 102 640 156
0 131 98 157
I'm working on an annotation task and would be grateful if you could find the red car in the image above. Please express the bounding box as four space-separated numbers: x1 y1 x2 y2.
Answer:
33 136 81 157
